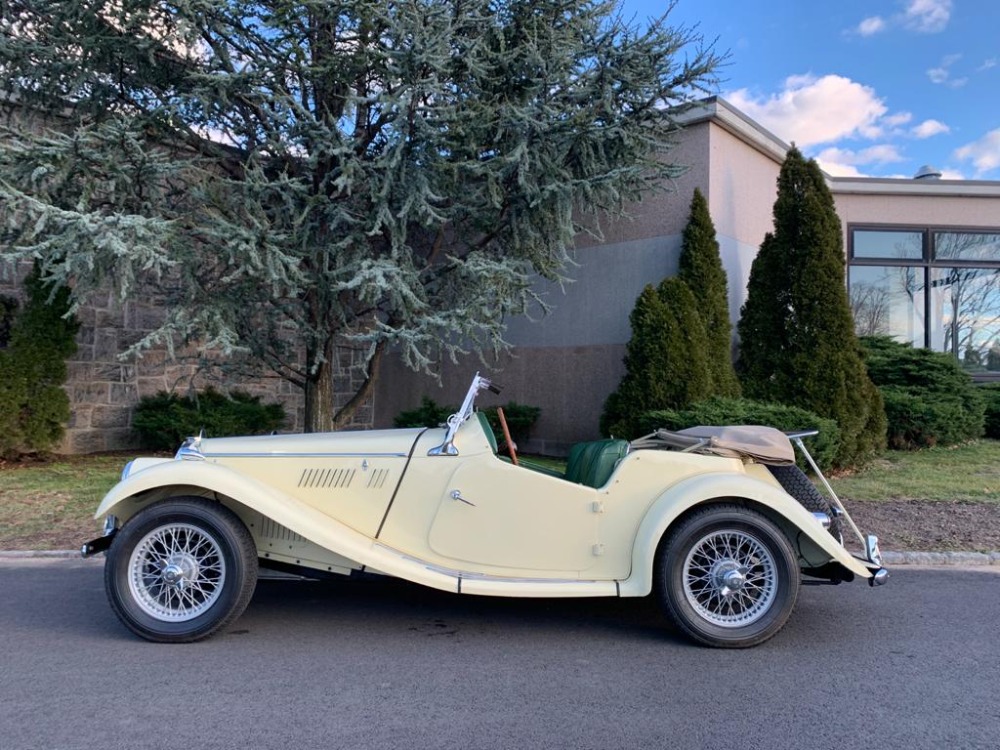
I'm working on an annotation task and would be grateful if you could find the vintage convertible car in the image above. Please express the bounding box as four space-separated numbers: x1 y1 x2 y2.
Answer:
82 373 887 648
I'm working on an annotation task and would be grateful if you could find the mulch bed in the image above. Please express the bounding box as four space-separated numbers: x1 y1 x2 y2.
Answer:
845 500 1000 553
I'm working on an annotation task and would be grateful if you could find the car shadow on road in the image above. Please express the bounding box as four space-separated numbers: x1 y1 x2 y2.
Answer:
243 573 678 644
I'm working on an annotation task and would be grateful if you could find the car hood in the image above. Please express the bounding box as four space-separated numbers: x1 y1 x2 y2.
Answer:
196 426 434 458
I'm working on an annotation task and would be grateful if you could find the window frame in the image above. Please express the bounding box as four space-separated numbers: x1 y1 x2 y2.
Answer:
847 223 1000 362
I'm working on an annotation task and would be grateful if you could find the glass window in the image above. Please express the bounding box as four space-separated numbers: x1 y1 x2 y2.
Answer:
933 232 1000 263
853 230 924 260
849 266 925 344
929 267 1000 370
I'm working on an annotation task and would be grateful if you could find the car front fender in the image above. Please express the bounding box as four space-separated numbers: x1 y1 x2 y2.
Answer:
93 458 466 593
618 471 873 597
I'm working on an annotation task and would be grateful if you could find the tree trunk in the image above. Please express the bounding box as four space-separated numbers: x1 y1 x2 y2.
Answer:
332 340 386 430
303 356 335 433
302 340 386 433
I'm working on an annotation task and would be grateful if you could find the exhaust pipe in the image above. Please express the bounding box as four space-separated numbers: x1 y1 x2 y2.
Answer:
869 568 889 587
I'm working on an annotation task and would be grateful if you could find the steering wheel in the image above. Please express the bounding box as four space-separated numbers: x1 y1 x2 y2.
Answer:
496 406 518 466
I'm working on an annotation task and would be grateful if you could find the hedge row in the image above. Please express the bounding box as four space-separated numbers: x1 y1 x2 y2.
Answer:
861 336 984 449
132 389 286 451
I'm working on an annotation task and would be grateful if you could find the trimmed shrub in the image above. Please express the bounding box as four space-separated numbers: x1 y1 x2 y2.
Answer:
483 402 542 445
394 397 541 446
0 265 79 457
980 384 1000 439
861 336 984 449
393 397 455 429
678 188 740 397
132 389 286 451
601 279 713 438
737 147 885 468
637 397 841 472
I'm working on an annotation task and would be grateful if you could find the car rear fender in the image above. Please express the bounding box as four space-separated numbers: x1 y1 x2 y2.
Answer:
618 471 873 597
93 459 465 593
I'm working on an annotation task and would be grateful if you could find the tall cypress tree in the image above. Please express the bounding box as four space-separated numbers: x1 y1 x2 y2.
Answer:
678 188 740 397
601 279 712 437
737 147 885 467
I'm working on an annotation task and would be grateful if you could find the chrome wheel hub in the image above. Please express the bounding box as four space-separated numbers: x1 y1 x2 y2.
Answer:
127 523 226 622
683 529 778 628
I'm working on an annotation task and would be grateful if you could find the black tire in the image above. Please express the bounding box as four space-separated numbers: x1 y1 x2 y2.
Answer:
105 497 258 643
767 464 843 541
657 504 800 648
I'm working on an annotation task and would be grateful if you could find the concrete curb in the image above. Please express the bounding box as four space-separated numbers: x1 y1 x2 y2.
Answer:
0 550 84 559
2 549 1000 565
881 550 1000 566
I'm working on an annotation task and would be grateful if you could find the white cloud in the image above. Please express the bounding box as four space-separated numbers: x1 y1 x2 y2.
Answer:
954 129 1000 175
938 168 966 179
903 0 952 33
819 161 866 177
851 0 951 37
884 111 914 127
927 66 949 84
816 145 905 167
912 119 950 138
727 74 889 147
979 58 998 72
927 54 967 87
857 16 886 36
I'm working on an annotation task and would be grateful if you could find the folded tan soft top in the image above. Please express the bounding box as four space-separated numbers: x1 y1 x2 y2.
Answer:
635 425 796 466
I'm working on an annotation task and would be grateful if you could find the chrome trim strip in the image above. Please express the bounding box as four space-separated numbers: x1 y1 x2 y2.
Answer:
202 451 408 458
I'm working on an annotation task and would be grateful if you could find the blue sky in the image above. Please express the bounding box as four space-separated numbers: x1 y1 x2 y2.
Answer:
622 0 999 179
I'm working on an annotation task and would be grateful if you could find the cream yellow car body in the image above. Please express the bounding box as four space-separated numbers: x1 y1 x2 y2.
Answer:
93 415 873 599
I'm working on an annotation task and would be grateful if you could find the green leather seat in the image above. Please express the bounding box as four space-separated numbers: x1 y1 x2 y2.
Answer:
564 439 628 489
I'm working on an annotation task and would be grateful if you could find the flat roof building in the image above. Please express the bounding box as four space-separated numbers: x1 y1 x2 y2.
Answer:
374 97 1000 454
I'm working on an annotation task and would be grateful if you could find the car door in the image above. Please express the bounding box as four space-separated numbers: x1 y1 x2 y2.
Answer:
427 456 601 575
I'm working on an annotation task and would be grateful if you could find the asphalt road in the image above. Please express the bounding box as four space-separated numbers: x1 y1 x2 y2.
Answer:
1 559 998 750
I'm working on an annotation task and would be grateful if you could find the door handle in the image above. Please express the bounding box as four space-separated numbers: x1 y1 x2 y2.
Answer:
450 489 475 507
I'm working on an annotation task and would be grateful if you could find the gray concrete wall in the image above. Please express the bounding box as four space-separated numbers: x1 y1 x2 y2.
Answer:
503 234 684 348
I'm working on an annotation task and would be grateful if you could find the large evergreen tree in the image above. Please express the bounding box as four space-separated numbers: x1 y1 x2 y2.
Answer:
677 188 740 397
0 0 721 430
737 147 885 467
601 278 711 437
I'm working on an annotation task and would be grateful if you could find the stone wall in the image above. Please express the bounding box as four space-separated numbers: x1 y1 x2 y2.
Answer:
1 266 375 454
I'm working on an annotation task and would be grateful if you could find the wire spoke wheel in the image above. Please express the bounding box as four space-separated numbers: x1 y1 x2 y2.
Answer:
682 530 777 627
128 523 227 622
106 498 258 643
657 505 799 648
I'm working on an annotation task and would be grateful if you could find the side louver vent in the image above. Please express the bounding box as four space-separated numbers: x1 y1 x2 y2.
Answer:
259 518 305 542
298 468 355 489
366 468 390 490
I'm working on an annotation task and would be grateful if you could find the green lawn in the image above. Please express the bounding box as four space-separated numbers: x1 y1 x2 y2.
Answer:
825 439 1000 503
0 454 128 550
1 440 998 550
